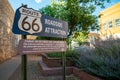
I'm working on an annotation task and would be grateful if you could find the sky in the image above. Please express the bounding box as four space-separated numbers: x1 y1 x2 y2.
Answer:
9 0 120 16
8 0 51 11
93 0 120 15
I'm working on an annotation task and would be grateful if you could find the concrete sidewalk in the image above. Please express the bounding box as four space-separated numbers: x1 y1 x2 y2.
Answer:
0 55 21 80
9 55 80 80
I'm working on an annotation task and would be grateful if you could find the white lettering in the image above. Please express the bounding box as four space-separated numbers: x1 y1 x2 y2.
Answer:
45 27 66 36
19 7 41 17
45 19 63 28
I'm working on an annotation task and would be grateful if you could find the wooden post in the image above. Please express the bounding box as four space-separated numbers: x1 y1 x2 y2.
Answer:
62 39 66 80
21 35 27 80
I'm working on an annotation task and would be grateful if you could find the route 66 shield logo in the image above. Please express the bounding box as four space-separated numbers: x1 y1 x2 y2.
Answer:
18 7 42 34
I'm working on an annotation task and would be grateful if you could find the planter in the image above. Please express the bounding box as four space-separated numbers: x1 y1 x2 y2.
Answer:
42 54 74 68
73 67 102 80
38 61 73 76
40 54 102 80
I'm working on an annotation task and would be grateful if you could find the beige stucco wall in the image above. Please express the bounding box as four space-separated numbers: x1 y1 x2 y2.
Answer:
0 0 17 62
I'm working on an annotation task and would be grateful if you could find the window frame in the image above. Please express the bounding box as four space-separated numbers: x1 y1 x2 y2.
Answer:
102 23 106 30
115 18 120 27
108 21 112 28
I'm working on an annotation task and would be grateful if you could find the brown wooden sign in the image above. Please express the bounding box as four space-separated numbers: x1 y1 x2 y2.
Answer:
18 39 67 54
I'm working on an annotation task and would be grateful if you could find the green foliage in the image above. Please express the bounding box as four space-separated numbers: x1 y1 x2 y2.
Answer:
47 49 76 58
66 38 70 45
73 40 120 80
39 0 110 36
36 36 62 40
72 31 88 45
40 1 68 20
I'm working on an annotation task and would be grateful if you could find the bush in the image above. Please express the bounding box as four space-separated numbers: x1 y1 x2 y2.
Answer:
73 40 120 80
47 50 76 58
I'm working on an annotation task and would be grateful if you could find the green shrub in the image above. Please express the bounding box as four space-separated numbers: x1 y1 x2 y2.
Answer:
73 40 120 80
47 50 76 58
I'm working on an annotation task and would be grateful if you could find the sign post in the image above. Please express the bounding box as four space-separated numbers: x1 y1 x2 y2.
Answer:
62 48 66 80
21 35 27 80
12 6 68 80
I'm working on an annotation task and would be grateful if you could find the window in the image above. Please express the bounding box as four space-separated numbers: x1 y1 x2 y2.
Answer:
115 18 120 27
102 23 106 30
108 21 112 28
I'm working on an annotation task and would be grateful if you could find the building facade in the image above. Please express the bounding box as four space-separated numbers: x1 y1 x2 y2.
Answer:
99 2 120 40
88 32 100 44
0 0 18 62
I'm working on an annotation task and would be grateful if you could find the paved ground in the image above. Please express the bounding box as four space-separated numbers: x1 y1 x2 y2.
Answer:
0 55 21 80
0 55 80 80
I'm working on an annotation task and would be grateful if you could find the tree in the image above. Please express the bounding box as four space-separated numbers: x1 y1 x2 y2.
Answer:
39 0 110 36
72 31 88 45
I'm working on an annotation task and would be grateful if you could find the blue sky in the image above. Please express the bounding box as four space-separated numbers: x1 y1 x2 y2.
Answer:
9 0 120 15
8 0 51 11
94 0 120 15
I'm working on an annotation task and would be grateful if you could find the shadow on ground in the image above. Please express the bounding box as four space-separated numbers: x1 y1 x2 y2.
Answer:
9 55 80 80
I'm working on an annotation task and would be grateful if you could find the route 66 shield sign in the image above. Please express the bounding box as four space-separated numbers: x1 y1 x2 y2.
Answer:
12 6 43 35
18 7 42 34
